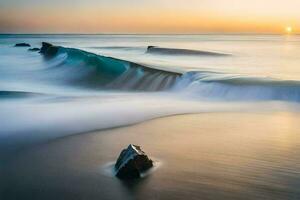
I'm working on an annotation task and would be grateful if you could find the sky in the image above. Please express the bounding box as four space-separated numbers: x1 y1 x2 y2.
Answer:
0 0 299 34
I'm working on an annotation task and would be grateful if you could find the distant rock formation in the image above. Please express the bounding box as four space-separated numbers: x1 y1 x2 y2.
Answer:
28 48 40 52
14 43 31 47
147 46 156 50
39 42 59 58
115 144 153 179
146 45 229 56
39 42 52 54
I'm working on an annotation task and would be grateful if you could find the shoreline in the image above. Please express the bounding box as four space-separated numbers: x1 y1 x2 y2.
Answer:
2 112 300 200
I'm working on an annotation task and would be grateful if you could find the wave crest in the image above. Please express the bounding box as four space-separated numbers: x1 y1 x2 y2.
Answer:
175 72 300 102
41 43 180 91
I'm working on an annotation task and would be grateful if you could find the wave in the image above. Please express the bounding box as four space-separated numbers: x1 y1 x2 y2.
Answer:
174 72 300 102
40 43 180 91
23 42 300 102
146 46 229 56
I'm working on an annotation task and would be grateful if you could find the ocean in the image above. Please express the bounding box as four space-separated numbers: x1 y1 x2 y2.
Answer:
1 34 300 200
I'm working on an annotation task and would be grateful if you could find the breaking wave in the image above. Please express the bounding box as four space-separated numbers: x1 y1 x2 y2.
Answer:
4 43 300 102
40 45 180 91
175 72 300 102
40 44 300 102
0 44 300 102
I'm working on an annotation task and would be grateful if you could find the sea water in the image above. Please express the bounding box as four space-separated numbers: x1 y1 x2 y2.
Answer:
1 34 300 157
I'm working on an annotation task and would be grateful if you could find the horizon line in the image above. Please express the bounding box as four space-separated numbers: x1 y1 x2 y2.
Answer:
0 32 298 36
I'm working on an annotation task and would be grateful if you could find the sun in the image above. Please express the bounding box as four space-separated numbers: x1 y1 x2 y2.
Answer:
285 26 293 34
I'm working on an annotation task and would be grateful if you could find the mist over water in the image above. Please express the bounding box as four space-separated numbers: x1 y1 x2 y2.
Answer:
1 34 300 159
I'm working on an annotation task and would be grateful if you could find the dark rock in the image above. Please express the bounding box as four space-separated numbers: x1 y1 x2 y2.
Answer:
39 42 53 54
147 46 156 50
115 144 153 179
28 48 40 52
39 42 59 58
146 46 229 56
14 43 31 47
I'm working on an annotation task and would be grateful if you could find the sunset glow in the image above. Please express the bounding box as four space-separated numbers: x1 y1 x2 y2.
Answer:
286 26 293 34
0 0 299 33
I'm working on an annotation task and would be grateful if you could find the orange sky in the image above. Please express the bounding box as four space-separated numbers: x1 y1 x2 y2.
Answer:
0 0 299 33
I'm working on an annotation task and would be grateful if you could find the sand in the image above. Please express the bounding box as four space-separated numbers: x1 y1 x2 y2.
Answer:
2 112 300 200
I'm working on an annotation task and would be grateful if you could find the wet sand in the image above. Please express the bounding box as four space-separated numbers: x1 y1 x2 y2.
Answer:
2 112 300 200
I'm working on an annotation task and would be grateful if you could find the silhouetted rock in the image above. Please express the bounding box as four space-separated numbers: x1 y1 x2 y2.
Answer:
15 43 30 47
28 48 40 52
146 46 229 56
39 42 59 58
115 144 153 179
147 46 156 50
39 42 52 54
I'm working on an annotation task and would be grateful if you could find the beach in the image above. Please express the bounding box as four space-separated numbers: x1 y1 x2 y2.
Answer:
2 112 300 200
